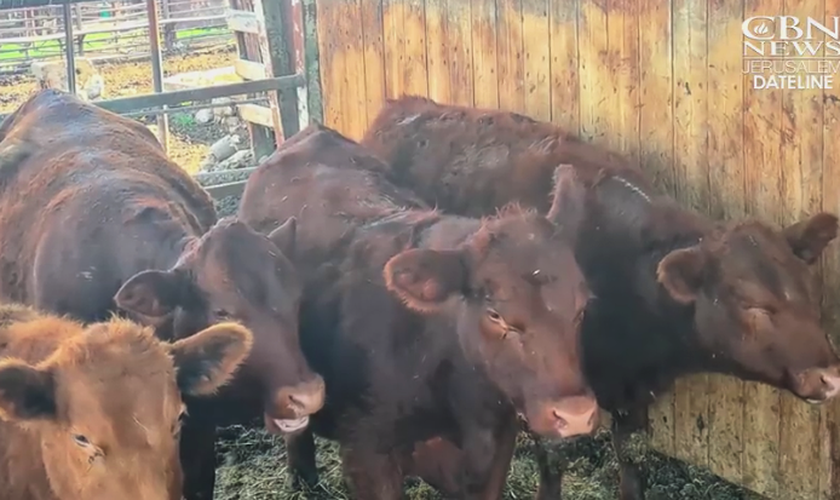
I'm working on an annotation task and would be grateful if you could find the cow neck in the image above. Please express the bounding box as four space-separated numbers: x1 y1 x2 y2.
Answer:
588 174 716 369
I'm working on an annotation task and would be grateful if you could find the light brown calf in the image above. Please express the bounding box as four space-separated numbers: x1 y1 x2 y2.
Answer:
0 303 253 500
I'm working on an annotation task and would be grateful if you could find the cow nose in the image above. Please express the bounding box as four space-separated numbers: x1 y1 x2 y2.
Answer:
819 369 840 400
278 376 326 416
548 396 599 438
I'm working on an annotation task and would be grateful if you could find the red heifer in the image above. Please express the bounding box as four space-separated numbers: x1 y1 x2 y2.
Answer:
362 96 840 500
0 90 324 500
0 303 253 500
240 122 598 498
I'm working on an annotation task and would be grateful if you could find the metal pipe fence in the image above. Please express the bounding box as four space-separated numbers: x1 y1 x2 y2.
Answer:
0 0 234 74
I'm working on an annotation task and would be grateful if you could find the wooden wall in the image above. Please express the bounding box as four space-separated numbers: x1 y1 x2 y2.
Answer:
312 0 840 498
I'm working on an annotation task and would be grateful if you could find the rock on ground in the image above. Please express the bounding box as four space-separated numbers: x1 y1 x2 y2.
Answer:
31 57 105 101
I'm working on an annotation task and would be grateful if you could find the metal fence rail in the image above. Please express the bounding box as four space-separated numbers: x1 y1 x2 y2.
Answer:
0 0 234 73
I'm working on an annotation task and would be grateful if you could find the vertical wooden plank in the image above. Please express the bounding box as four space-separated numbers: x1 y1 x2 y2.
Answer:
672 0 709 214
303 0 325 123
577 0 609 145
471 0 499 109
360 0 386 128
636 0 675 197
777 2 825 497
612 2 641 168
741 0 783 494
671 0 711 472
496 0 525 113
821 2 840 498
638 0 675 458
446 1 474 106
383 0 406 98
402 0 428 97
425 0 452 103
344 0 369 140
521 0 550 121
315 0 344 129
705 0 745 486
548 0 579 133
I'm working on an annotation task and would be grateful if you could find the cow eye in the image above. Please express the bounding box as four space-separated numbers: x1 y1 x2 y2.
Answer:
213 309 231 320
73 434 90 447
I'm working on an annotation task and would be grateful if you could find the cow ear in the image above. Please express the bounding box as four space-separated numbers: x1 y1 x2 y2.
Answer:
546 164 586 243
656 246 708 304
383 248 469 313
114 270 182 318
268 217 297 261
783 212 839 265
168 322 253 397
0 361 56 422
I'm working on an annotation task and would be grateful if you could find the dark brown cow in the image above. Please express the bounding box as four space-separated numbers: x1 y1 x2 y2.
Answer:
362 96 840 500
0 302 253 500
0 90 324 500
240 122 429 276
239 123 598 498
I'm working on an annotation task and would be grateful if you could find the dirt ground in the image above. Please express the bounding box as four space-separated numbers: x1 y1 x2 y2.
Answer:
213 424 766 500
0 48 238 173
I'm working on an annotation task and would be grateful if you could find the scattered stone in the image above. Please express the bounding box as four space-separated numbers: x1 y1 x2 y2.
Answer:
216 150 253 170
212 97 236 118
223 116 242 133
30 57 105 101
194 108 214 124
208 134 241 163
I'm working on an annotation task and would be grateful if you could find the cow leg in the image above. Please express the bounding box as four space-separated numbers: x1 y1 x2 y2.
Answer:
406 437 464 497
532 435 568 499
611 407 649 500
458 418 519 500
285 427 320 489
340 444 405 500
179 417 218 500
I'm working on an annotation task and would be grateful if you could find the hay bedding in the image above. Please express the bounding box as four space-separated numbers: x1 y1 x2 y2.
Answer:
213 424 765 500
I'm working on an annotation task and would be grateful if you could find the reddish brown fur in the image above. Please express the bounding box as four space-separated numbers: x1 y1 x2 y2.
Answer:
362 96 840 500
0 303 253 500
240 122 430 278
240 126 598 498
0 90 324 500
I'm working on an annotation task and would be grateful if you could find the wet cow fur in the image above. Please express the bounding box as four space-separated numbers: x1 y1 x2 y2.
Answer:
0 90 325 500
239 123 599 498
362 96 840 499
0 303 253 500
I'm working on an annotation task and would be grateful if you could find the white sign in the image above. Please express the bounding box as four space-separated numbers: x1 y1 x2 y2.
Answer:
742 16 840 90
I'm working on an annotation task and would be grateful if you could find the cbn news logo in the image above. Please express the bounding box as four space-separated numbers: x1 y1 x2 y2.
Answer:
742 16 840 90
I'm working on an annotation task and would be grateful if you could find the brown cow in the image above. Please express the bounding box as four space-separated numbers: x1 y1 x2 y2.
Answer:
0 302 253 500
361 95 840 499
0 90 324 500
239 123 598 498
240 122 429 276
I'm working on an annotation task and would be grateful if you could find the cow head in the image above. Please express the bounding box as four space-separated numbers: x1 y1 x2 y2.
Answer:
657 212 840 403
0 316 252 500
114 217 325 434
382 165 598 439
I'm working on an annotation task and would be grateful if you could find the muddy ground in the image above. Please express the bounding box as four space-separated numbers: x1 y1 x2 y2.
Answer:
0 47 237 173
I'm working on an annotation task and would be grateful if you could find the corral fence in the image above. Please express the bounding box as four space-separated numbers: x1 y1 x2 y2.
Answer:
0 0 312 197
310 0 840 499
0 0 234 73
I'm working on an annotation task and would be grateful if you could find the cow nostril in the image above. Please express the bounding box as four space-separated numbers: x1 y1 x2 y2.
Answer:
288 393 305 409
551 409 569 429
